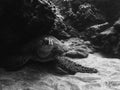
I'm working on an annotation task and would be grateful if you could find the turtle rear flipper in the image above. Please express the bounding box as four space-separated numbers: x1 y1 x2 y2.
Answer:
4 55 31 71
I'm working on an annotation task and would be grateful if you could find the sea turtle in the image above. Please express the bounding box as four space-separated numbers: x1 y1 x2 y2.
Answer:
5 36 98 74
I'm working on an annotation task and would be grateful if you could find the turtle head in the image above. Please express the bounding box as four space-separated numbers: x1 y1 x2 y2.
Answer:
36 36 54 59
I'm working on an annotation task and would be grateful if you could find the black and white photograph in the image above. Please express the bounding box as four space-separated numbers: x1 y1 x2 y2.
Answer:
0 0 120 90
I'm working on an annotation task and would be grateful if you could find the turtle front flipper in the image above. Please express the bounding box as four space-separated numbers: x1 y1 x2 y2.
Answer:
56 56 98 75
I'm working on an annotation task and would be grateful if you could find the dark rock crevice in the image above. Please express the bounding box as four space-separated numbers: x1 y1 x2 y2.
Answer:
0 0 58 67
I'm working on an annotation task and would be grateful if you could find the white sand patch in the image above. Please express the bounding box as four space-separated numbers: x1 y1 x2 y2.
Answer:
1 54 120 90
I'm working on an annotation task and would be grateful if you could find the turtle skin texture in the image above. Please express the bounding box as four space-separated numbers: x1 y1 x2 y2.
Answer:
56 56 98 74
34 36 98 74
5 36 98 74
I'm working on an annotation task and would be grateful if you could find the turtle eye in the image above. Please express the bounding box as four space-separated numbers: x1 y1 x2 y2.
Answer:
41 38 49 45
44 40 49 45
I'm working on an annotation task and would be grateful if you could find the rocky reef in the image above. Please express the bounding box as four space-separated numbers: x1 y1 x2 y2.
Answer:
51 0 106 32
89 18 120 57
0 0 120 69
51 0 120 58
0 0 58 67
1 0 120 90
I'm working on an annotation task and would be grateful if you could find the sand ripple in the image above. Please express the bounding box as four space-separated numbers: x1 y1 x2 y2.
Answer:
1 54 120 90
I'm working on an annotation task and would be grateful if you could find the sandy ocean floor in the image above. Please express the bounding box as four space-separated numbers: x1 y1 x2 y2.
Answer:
0 54 120 90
